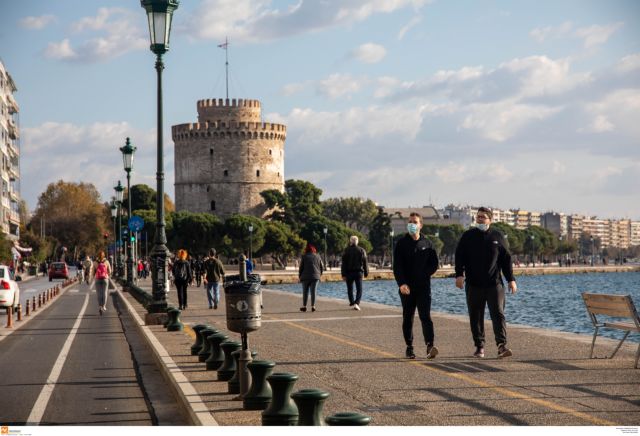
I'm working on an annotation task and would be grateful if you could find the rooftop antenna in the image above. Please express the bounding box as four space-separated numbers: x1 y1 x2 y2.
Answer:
218 37 229 99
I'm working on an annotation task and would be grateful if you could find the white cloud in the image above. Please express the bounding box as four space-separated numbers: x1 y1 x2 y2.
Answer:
616 53 640 73
281 82 308 96
182 0 430 42
349 43 387 64
529 21 573 43
397 16 422 40
316 73 364 99
574 22 623 48
552 160 566 175
44 8 147 63
21 122 166 210
20 14 56 30
45 39 77 60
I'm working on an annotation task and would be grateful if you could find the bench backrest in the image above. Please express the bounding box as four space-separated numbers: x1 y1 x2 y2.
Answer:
582 293 640 327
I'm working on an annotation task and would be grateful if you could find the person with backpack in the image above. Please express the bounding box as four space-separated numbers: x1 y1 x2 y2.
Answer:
173 249 193 310
93 251 112 315
203 248 225 309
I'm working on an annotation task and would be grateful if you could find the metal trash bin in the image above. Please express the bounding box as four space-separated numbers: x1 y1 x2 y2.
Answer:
224 274 262 334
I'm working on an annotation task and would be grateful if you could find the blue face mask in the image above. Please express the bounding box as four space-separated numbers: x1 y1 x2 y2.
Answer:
477 223 489 231
407 223 419 234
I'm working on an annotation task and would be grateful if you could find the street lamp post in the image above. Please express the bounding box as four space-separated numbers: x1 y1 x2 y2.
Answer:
248 224 254 261
323 227 328 269
530 235 535 267
120 137 137 286
110 200 118 271
389 230 394 270
141 0 179 314
114 181 124 277
590 236 595 266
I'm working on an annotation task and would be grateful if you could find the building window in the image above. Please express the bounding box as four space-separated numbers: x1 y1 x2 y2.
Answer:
224 170 228 177
210 148 214 156
210 201 216 211
256 170 260 177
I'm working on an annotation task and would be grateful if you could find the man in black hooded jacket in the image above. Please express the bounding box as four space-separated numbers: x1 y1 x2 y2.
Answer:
393 212 439 359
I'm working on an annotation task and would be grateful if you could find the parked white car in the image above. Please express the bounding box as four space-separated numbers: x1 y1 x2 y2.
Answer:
0 265 21 309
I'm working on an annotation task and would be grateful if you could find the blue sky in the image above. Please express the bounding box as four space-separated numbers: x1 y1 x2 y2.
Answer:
1 0 639 219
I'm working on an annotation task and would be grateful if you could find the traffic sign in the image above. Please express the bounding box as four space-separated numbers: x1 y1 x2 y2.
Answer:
128 215 145 232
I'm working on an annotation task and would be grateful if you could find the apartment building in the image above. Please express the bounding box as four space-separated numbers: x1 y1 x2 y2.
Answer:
631 221 640 247
0 60 21 241
610 219 631 249
541 212 568 237
582 218 611 247
568 215 583 240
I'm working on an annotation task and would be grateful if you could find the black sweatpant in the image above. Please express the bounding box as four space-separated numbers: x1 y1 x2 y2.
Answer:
175 280 189 309
399 288 434 347
465 284 507 347
345 272 363 305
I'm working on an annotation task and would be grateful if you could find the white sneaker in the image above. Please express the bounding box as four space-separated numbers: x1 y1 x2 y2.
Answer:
102 306 107 312
353 304 361 311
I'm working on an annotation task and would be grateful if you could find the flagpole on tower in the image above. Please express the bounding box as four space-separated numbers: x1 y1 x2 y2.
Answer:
218 37 229 99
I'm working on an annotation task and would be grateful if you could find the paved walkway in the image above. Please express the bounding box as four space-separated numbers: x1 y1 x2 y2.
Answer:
116 277 640 426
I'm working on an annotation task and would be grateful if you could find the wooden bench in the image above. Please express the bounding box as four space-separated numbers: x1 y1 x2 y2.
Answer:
581 293 640 368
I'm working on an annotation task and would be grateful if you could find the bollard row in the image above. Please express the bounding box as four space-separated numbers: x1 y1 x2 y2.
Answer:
4 282 68 329
184 322 371 426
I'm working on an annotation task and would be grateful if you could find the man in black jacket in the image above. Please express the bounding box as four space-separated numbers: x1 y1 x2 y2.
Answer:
455 207 517 359
393 212 439 359
341 236 369 310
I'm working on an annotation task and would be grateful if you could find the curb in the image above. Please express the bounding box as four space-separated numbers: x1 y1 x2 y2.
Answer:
114 283 218 426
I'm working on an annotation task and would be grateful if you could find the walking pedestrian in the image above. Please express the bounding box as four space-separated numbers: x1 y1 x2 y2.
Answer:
82 255 93 284
455 207 517 359
203 248 225 309
393 212 440 359
341 236 369 310
173 249 193 310
93 251 112 315
298 244 323 312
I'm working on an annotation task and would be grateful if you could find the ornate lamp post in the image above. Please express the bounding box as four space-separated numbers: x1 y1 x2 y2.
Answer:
140 0 179 315
248 224 254 261
114 181 125 277
530 235 535 267
120 137 137 286
110 200 118 271
323 227 328 269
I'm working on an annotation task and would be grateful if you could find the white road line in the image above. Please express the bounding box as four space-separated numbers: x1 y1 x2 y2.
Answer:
68 289 79 293
262 314 402 323
26 293 90 425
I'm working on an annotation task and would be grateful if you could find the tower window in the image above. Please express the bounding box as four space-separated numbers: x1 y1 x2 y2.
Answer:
269 149 272 155
210 201 216 211
206 186 210 192
224 170 228 177
256 170 260 177
210 148 214 156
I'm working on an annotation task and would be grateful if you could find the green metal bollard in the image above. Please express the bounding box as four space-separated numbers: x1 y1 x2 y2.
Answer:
216 341 242 381
325 412 371 426
166 308 184 332
243 360 276 410
292 389 330 426
261 372 299 425
228 350 257 395
163 305 176 328
205 332 229 370
197 328 218 362
190 324 211 355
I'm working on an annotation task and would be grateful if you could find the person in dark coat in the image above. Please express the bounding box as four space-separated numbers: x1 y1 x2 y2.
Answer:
341 236 369 310
455 206 517 359
393 212 439 359
172 249 193 310
298 244 324 312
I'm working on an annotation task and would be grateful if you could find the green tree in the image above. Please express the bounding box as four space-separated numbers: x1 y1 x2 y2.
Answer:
168 211 223 256
0 231 12 263
131 209 174 249
438 224 465 262
368 207 392 257
257 221 306 268
129 183 175 213
492 222 525 255
30 180 110 259
301 216 372 258
223 215 266 257
322 197 378 233
261 179 323 231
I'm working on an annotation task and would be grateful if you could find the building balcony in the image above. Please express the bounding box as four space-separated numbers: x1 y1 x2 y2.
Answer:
7 119 19 139
9 210 20 224
6 94 19 114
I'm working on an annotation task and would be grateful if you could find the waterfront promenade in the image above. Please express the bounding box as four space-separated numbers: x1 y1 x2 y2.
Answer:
116 277 640 426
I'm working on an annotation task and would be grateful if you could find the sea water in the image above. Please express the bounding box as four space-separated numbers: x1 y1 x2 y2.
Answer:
265 271 640 342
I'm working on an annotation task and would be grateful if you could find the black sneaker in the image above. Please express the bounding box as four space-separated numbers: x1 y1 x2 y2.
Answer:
497 344 512 358
300 307 307 312
405 346 416 359
426 344 439 359
473 347 485 358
